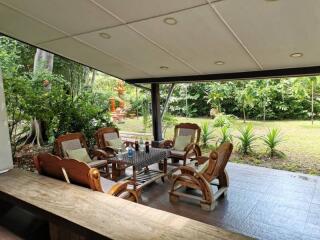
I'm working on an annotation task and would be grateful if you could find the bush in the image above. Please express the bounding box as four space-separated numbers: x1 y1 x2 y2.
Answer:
237 124 257 155
261 128 284 158
201 121 214 147
216 126 233 146
213 114 237 128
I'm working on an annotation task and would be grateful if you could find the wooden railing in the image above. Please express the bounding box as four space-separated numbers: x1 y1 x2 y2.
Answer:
0 169 250 240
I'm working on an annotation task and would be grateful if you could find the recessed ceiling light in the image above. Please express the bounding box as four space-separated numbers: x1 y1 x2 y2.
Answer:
215 61 225 65
160 66 169 70
290 52 303 58
99 32 111 39
163 17 178 25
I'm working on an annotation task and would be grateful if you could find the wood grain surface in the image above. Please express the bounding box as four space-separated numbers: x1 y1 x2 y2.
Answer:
0 169 251 240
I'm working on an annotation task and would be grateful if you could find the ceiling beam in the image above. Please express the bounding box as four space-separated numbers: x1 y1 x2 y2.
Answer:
125 66 320 84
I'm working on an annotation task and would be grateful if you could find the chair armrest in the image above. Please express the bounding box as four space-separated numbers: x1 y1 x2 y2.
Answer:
196 156 209 165
161 140 174 149
92 149 114 159
184 143 201 157
107 180 139 202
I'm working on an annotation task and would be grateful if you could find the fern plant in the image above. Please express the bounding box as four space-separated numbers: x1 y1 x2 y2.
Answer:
201 121 214 147
237 124 257 155
216 126 233 146
261 128 283 157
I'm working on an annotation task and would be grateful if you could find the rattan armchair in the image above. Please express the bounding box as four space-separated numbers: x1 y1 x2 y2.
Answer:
169 142 233 211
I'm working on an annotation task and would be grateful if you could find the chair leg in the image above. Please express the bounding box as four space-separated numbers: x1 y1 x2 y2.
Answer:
218 169 229 189
200 200 216 211
183 159 186 166
169 192 179 203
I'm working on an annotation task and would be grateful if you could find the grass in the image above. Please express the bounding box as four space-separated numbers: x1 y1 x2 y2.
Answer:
117 117 320 175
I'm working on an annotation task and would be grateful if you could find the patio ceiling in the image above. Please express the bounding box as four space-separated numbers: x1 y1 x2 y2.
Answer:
1 0 320 83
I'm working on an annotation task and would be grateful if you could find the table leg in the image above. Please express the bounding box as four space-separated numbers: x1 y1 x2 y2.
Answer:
161 158 167 183
133 165 137 190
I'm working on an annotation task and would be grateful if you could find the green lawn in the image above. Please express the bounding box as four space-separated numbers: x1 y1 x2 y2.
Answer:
117 117 320 175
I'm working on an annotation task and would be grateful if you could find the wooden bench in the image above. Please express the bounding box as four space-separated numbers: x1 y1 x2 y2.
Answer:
0 169 251 240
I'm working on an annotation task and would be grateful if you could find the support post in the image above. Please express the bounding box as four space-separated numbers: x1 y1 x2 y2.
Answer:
0 66 13 173
151 83 162 147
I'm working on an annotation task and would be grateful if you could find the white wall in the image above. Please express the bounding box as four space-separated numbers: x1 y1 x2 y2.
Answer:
0 67 13 173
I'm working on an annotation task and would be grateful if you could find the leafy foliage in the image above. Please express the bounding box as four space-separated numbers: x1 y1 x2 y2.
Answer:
213 114 236 128
261 128 284 157
216 126 233 146
200 121 214 147
237 124 257 155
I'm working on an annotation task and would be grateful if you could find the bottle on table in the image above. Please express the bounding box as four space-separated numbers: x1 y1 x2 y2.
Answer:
128 144 134 158
139 138 144 152
145 141 150 153
135 140 139 151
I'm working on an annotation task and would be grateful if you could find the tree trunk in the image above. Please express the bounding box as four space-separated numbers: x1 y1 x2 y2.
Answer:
243 106 246 123
90 69 96 86
311 81 314 125
33 49 54 72
26 49 54 146
263 102 266 121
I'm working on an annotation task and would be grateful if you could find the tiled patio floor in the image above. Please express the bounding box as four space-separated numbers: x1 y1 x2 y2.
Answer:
141 163 320 240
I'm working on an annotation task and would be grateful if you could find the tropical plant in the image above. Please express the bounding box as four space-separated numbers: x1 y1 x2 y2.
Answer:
237 124 257 155
216 126 233 146
236 85 255 123
200 121 214 147
162 113 178 137
213 114 236 128
261 128 284 158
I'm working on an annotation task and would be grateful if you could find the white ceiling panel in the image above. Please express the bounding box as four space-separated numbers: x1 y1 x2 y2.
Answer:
131 5 260 74
39 38 149 79
215 0 320 69
92 0 207 23
0 3 65 44
77 25 197 77
0 0 121 37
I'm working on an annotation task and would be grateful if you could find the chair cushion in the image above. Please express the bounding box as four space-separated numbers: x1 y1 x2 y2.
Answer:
66 148 92 163
87 160 108 168
108 138 124 150
179 128 195 137
100 177 116 192
61 139 82 156
173 135 191 151
170 150 186 157
104 132 118 141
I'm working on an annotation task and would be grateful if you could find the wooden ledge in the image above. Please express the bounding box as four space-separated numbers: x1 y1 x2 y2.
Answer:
0 169 250 240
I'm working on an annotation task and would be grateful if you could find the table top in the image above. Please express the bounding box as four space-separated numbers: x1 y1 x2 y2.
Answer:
0 169 251 240
110 148 168 170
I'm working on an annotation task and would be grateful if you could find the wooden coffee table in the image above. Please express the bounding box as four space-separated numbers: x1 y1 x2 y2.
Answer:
110 148 168 190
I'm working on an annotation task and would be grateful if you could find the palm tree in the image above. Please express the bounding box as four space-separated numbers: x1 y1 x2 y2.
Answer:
236 86 255 123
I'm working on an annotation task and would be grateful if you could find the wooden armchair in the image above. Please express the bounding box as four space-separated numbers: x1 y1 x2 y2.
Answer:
169 142 233 211
33 153 139 202
95 127 129 180
54 132 110 175
162 123 201 166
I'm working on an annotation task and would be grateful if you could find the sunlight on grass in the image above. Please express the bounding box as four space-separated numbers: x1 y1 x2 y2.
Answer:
117 117 320 175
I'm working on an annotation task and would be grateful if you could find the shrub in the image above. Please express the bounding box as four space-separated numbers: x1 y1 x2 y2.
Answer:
261 128 284 157
216 126 233 146
201 121 214 147
237 124 257 155
213 114 237 128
